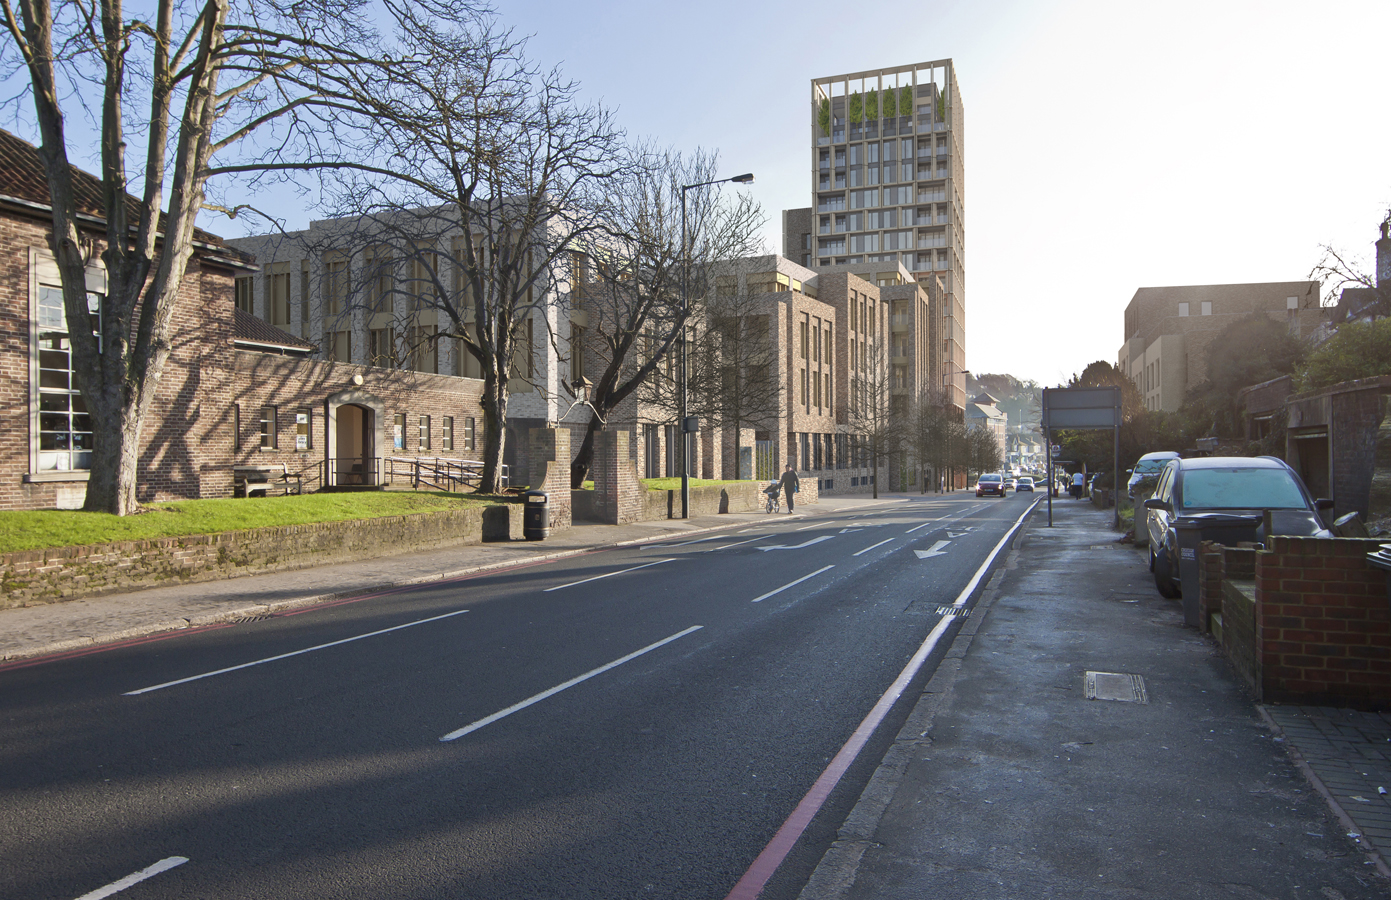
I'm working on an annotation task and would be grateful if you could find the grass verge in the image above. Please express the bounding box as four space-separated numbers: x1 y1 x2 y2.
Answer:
0 491 495 554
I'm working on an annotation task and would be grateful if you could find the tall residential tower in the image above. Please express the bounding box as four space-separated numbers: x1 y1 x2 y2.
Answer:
784 59 966 409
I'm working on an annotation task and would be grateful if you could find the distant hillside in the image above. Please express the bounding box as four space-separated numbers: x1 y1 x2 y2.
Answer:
968 373 1042 433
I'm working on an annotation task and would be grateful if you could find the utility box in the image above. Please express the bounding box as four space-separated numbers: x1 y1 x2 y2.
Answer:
523 490 550 541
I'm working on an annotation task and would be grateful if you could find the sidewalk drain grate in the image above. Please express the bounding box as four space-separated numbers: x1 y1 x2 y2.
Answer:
232 614 273 624
936 606 970 618
1085 671 1148 703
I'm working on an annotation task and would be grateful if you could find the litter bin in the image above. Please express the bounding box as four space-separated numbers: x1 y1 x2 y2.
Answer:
1174 513 1261 628
523 490 550 541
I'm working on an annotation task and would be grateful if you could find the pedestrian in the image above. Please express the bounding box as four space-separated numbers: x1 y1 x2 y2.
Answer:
1071 471 1085 500
780 464 800 513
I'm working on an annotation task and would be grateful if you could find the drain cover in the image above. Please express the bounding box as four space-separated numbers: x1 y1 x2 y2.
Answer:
1085 671 1148 703
936 606 970 617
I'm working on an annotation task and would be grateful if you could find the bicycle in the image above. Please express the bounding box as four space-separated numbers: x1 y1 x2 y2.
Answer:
764 484 781 513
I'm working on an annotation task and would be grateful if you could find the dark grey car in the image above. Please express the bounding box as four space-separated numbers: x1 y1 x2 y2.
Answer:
1143 456 1333 599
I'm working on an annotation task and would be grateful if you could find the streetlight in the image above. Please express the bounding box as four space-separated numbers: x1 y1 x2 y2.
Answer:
679 172 754 519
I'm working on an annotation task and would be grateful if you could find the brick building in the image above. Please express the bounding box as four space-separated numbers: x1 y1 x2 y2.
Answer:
0 128 490 510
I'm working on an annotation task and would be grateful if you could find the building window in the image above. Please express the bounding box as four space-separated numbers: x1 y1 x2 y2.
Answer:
269 271 291 327
418 415 430 451
464 416 476 451
325 330 351 363
34 283 99 473
259 406 277 450
370 328 395 367
442 416 454 451
295 409 312 451
1178 302 1189 317
299 263 310 339
234 404 241 452
1201 301 1212 316
234 276 254 314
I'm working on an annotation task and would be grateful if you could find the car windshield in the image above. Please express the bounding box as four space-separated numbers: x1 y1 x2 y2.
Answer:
980 475 1000 482
1180 468 1308 510
1134 459 1170 474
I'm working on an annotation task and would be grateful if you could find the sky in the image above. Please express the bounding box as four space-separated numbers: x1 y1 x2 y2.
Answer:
470 0 1391 387
11 0 1384 389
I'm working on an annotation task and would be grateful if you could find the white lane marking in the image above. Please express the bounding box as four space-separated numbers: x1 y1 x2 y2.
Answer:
75 856 189 899
702 537 765 552
124 610 471 696
795 522 820 531
757 535 834 552
750 565 835 603
440 626 704 742
543 558 674 592
724 497 1039 900
914 540 951 559
853 538 895 557
665 536 720 547
904 521 935 534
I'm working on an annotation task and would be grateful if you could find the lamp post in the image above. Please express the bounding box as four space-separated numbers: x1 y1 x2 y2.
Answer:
679 172 754 519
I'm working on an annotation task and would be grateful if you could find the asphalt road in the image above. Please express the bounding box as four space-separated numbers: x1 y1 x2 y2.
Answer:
0 490 1040 900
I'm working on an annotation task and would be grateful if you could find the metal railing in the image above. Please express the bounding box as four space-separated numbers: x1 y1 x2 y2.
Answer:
384 457 509 493
322 456 382 488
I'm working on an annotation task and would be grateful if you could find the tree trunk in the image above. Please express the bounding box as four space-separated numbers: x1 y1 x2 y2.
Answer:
571 415 600 488
478 373 509 493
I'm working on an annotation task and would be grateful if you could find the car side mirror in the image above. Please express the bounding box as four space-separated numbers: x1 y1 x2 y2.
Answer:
1315 498 1335 510
1143 498 1168 511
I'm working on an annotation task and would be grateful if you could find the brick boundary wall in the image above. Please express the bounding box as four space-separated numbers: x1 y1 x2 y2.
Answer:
1222 578 1259 695
528 427 571 530
0 503 523 609
1198 542 1256 634
1256 535 1391 709
593 429 646 525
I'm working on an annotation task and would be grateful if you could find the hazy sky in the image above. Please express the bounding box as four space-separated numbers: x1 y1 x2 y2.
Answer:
123 0 1379 387
469 0 1390 388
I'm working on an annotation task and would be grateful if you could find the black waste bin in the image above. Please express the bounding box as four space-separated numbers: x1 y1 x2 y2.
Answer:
1174 513 1261 628
523 490 549 541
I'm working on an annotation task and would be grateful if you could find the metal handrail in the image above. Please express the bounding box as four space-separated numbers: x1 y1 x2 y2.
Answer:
384 456 510 493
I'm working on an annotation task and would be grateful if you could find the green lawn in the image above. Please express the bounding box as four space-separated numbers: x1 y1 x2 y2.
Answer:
0 491 497 553
576 478 750 491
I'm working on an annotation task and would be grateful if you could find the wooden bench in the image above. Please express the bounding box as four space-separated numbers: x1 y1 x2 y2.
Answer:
234 464 304 498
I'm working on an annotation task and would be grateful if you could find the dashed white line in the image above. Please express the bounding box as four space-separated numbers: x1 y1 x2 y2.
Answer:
853 538 895 557
543 558 673 592
795 522 820 531
904 521 935 534
750 566 835 603
440 626 704 741
75 856 188 899
124 610 471 695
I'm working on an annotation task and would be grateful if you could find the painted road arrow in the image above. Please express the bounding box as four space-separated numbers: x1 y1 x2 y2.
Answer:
758 535 835 552
914 540 951 559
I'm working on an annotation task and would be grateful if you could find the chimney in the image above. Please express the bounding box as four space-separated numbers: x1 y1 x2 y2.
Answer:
1378 218 1391 291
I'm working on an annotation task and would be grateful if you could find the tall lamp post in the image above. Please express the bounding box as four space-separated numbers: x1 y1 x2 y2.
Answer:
679 172 754 519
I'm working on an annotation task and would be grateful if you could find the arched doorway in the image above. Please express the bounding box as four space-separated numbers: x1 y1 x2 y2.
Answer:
326 389 385 486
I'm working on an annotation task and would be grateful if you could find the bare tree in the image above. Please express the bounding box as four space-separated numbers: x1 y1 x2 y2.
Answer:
1309 217 1390 320
0 0 470 514
560 149 763 487
312 15 625 494
912 384 963 492
845 338 902 499
685 273 782 480
964 424 1002 480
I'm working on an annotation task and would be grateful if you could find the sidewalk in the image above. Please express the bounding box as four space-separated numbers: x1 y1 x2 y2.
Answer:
0 493 910 665
802 498 1391 899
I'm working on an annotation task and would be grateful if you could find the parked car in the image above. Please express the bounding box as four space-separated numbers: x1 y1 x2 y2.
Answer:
1016 476 1035 492
975 473 1006 497
1143 456 1334 599
1127 451 1181 499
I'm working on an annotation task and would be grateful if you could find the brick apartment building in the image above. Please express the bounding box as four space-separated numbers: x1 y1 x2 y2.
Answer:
0 128 490 510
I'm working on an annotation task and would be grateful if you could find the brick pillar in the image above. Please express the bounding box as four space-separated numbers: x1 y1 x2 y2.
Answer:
593 428 646 525
527 426 571 531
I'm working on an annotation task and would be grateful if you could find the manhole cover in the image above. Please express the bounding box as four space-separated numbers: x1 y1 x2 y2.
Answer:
936 606 970 617
1085 671 1148 703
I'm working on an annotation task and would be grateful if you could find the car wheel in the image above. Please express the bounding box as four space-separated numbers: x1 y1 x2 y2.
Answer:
1153 546 1181 599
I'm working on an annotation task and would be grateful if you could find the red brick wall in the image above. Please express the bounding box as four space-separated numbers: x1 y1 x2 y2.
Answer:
0 209 243 510
1256 535 1391 709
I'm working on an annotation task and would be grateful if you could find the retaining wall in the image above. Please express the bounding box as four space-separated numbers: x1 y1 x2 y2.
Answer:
0 502 523 609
